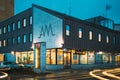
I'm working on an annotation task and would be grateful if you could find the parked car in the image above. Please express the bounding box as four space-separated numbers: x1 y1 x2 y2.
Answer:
0 62 24 70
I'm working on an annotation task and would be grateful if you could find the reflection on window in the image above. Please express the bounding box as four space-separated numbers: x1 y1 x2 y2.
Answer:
30 16 32 25
66 25 70 36
23 34 27 43
17 36 20 44
89 31 92 40
78 27 82 38
46 50 51 64
72 53 79 64
7 25 10 32
23 18 26 27
17 21 21 29
106 35 109 43
51 49 56 64
98 33 101 42
57 49 63 64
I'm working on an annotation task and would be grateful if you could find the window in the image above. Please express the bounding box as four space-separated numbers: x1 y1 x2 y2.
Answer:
113 36 116 44
29 33 33 42
30 16 32 25
78 27 82 38
106 35 109 43
51 49 56 64
23 19 26 27
23 34 27 43
57 49 63 64
3 40 6 46
12 38 15 45
46 50 51 64
0 41 1 47
66 25 70 36
7 38 10 46
0 28 1 35
17 21 21 29
7 25 10 32
12 23 15 31
3 27 6 33
89 31 93 40
98 33 101 42
17 36 20 44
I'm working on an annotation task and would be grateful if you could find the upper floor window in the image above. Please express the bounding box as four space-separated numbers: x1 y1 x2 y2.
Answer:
78 27 82 38
23 18 26 27
98 33 101 42
23 34 27 43
89 31 93 40
12 23 15 31
12 38 15 45
30 16 32 25
17 21 21 29
0 28 1 35
17 36 20 44
7 25 10 32
106 35 109 43
7 38 10 46
113 36 116 44
29 33 33 42
66 25 70 36
3 27 6 34
0 41 1 47
3 40 6 46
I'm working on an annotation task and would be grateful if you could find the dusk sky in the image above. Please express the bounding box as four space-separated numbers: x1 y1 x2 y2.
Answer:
15 0 120 23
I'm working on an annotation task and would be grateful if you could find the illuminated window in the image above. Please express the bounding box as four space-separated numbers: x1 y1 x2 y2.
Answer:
78 27 82 38
7 25 10 32
98 33 101 42
46 50 51 64
0 41 1 47
3 40 6 46
51 49 56 64
80 52 87 64
89 31 93 40
30 16 32 25
66 25 70 36
23 34 27 43
12 23 15 31
3 27 6 33
17 21 21 29
57 49 63 64
106 35 109 43
17 36 20 44
72 53 79 64
29 33 32 42
23 18 26 27
0 28 1 35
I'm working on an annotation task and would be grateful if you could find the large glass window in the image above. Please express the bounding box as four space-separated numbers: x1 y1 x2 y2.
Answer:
7 25 10 32
98 33 101 42
23 18 26 27
89 31 93 40
17 36 20 44
51 49 56 64
30 16 32 25
66 25 70 36
57 49 63 64
17 21 21 29
72 53 79 64
46 50 51 64
23 34 27 43
87 51 95 64
78 27 82 38
29 33 33 42
80 52 87 64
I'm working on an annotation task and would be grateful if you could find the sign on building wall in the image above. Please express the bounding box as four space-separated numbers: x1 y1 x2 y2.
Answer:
33 7 63 49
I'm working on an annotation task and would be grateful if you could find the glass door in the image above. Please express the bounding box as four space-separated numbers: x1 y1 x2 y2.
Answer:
64 52 71 68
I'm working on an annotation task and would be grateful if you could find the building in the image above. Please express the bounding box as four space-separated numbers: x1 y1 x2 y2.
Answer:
86 16 114 30
0 0 14 22
0 4 120 70
114 24 120 32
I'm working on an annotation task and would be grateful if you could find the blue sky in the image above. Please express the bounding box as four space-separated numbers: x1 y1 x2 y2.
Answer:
15 0 120 23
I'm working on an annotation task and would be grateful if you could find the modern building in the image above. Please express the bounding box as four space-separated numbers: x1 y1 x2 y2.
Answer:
0 0 14 22
0 4 120 70
86 16 114 30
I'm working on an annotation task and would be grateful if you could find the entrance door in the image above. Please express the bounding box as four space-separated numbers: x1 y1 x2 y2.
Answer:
64 52 71 68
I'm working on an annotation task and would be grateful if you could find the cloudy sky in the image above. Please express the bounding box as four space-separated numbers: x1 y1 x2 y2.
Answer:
15 0 120 23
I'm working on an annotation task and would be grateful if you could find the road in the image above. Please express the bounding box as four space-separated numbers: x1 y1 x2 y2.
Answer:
1 68 120 80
